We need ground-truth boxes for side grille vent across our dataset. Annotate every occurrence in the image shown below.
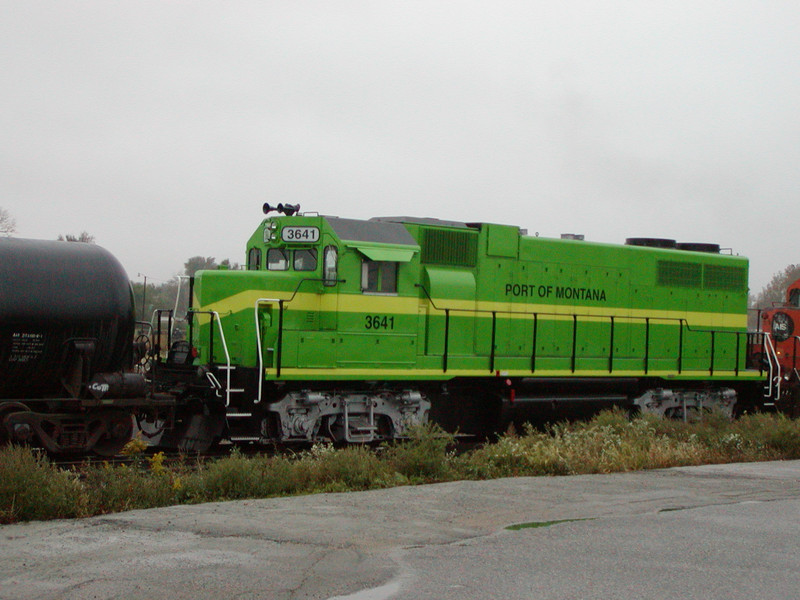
[657,261,701,288]
[421,228,478,267]
[658,261,746,292]
[704,265,747,291]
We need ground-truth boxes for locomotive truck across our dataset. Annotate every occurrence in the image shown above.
[0,206,776,453]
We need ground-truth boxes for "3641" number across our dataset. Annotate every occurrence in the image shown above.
[364,315,395,330]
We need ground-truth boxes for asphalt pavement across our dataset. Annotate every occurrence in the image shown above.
[2,461,799,599]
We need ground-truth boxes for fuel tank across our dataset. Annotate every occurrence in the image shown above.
[0,237,135,399]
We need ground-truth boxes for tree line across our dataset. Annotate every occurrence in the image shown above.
[131,256,240,325]
[1,205,798,314]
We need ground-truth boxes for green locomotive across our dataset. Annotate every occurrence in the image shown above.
[158,205,763,448]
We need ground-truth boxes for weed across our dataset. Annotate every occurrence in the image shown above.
[304,444,391,491]
[82,462,176,514]
[4,410,800,524]
[382,423,456,483]
[120,434,149,456]
[0,446,86,523]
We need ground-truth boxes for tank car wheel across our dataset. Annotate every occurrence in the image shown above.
[93,411,135,456]
[133,334,152,366]
[0,402,31,445]
[135,412,168,446]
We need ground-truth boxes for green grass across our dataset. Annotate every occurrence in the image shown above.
[3,410,800,524]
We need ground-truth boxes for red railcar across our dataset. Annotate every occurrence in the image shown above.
[750,278,800,412]
[756,279,800,372]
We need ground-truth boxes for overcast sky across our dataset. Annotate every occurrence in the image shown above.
[1,1,798,293]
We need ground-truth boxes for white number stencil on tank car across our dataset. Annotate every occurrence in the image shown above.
[281,226,320,243]
[9,332,45,363]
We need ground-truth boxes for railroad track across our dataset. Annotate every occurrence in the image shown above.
[48,433,484,469]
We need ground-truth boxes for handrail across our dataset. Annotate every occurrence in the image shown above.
[251,279,348,399]
[417,283,749,375]
[189,310,233,407]
[135,320,154,337]
[173,275,191,321]
[211,311,233,407]
[761,332,781,400]
[254,298,284,404]
[416,283,741,334]
[154,309,174,358]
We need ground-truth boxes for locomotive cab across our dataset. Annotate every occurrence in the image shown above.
[185,208,429,446]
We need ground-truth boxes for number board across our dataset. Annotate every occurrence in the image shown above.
[281,226,320,243]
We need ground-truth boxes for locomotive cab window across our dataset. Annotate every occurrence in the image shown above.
[267,248,289,271]
[790,289,800,308]
[247,247,262,271]
[361,260,397,294]
[293,248,317,271]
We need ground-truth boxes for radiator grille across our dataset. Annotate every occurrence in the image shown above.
[421,228,478,267]
[657,261,746,292]
[704,265,747,291]
[657,261,702,288]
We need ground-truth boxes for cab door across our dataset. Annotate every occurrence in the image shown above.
[296,240,339,369]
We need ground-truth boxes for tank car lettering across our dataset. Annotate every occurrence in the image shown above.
[88,382,111,395]
[9,332,45,363]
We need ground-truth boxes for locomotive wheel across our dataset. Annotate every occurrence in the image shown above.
[93,411,135,456]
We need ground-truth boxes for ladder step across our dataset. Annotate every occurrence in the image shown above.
[227,412,252,418]
[218,366,237,371]
[230,436,260,442]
